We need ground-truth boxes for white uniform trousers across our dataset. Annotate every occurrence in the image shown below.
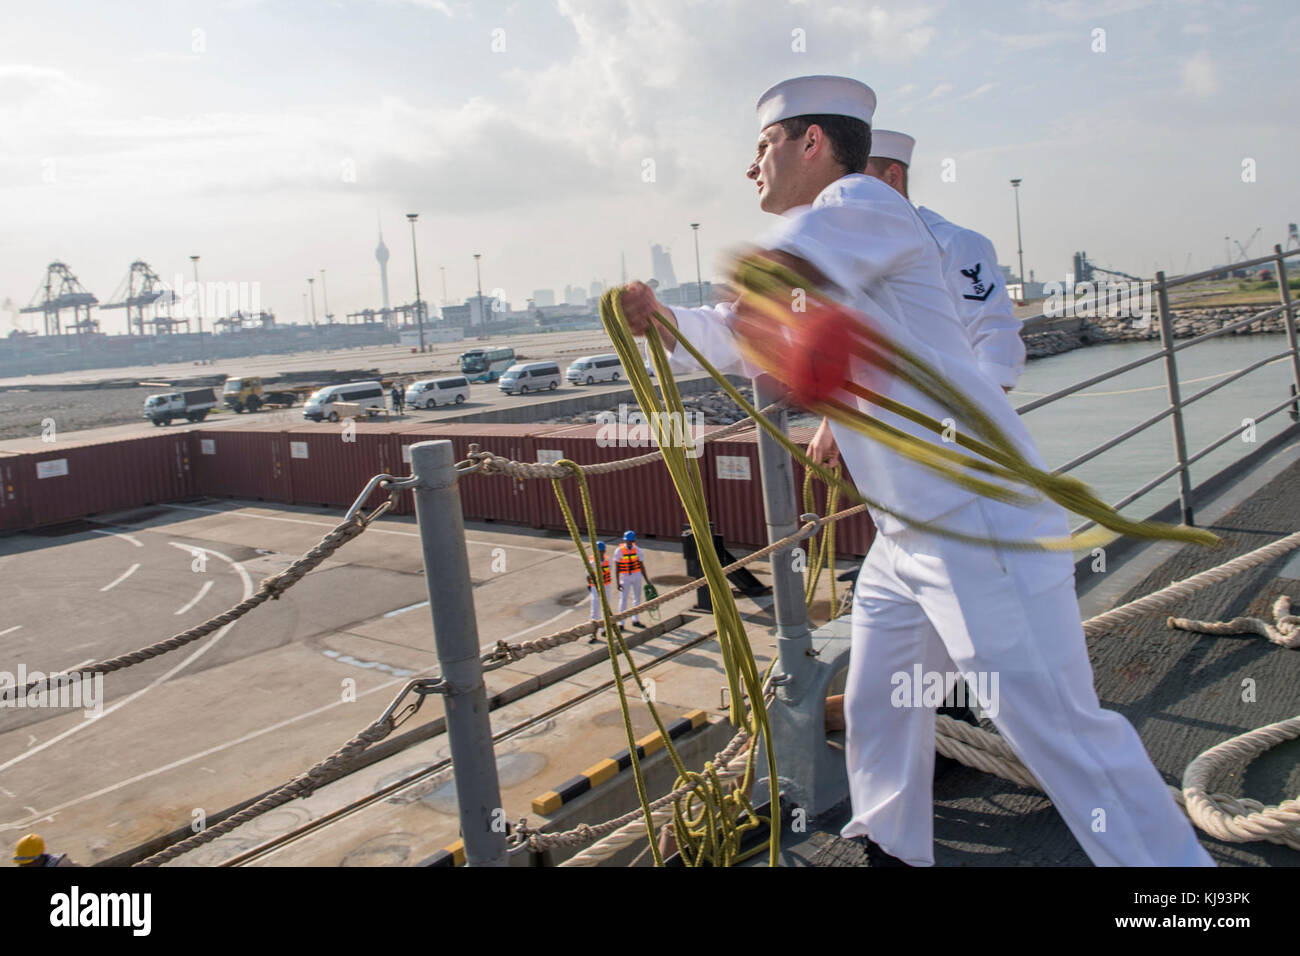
[589,581,611,622]
[841,496,1214,867]
[619,572,644,624]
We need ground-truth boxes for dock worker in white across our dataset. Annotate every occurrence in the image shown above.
[614,531,653,629]
[586,541,613,644]
[618,74,1213,867]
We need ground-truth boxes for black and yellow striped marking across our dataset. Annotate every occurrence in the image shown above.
[423,838,466,868]
[531,709,709,815]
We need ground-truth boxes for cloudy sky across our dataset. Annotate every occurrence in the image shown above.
[2,0,1296,333]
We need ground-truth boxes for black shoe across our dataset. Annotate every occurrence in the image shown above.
[851,835,912,867]
[588,634,603,644]
[633,621,646,629]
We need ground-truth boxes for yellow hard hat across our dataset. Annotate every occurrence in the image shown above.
[14,833,44,865]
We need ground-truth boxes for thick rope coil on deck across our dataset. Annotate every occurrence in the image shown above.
[926,528,1300,851]
[1175,717,1300,850]
[1080,529,1300,638]
[1168,594,1300,649]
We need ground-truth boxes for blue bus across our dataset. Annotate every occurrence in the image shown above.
[460,347,515,382]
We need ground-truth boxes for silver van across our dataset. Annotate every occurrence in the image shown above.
[405,376,469,409]
[566,354,624,385]
[303,381,386,421]
[499,362,561,395]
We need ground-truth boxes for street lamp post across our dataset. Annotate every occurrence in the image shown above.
[473,254,483,326]
[320,269,332,324]
[690,223,703,306]
[440,265,448,307]
[1010,179,1025,302]
[190,255,203,362]
[406,213,425,352]
[307,277,317,326]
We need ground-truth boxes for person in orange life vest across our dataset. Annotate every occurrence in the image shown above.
[614,531,654,628]
[587,541,614,644]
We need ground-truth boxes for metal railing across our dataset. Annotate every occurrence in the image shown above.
[1013,245,1300,533]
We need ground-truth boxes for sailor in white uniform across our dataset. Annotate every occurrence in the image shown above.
[619,75,1213,867]
[869,129,1026,391]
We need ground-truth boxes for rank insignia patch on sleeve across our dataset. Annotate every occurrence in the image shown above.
[960,263,996,301]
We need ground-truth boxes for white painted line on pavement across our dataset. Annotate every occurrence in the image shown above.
[92,530,144,548]
[99,563,140,592]
[160,502,569,556]
[175,580,214,615]
[0,546,252,777]
[0,626,21,637]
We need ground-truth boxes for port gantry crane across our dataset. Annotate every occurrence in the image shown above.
[19,262,99,337]
[1232,227,1263,263]
[100,260,181,335]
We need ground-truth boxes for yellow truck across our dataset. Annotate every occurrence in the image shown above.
[222,376,303,413]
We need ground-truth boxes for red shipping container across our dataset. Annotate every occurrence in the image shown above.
[18,433,196,528]
[0,456,27,531]
[386,424,551,526]
[280,426,403,511]
[705,425,875,556]
[531,424,687,540]
[191,428,293,503]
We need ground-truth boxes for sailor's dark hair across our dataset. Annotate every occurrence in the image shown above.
[777,114,872,174]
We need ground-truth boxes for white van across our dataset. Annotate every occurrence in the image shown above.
[498,362,561,395]
[405,376,470,409]
[566,354,624,385]
[303,381,386,421]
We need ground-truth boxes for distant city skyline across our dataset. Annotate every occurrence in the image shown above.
[3,0,1297,334]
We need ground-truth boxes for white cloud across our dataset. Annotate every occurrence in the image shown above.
[1182,52,1218,96]
[925,83,953,100]
[1029,0,1155,20]
[821,4,937,57]
[959,82,997,101]
[993,30,1076,52]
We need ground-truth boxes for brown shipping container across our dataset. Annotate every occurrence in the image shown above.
[532,424,687,540]
[191,428,294,503]
[704,425,875,556]
[0,456,26,532]
[280,426,404,511]
[387,423,552,526]
[18,433,196,528]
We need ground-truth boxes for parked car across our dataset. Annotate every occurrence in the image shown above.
[143,388,217,426]
[565,354,624,385]
[405,376,470,409]
[303,381,385,421]
[498,362,561,395]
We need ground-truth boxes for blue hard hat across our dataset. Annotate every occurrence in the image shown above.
[597,541,606,551]
[623,530,636,541]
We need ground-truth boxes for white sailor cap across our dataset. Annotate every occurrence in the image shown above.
[869,129,915,166]
[756,75,876,132]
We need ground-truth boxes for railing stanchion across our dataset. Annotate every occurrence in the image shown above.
[1155,271,1195,526]
[751,374,814,695]
[1274,245,1300,417]
[409,440,508,867]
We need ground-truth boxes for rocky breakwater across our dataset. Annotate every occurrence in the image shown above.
[1023,306,1287,360]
